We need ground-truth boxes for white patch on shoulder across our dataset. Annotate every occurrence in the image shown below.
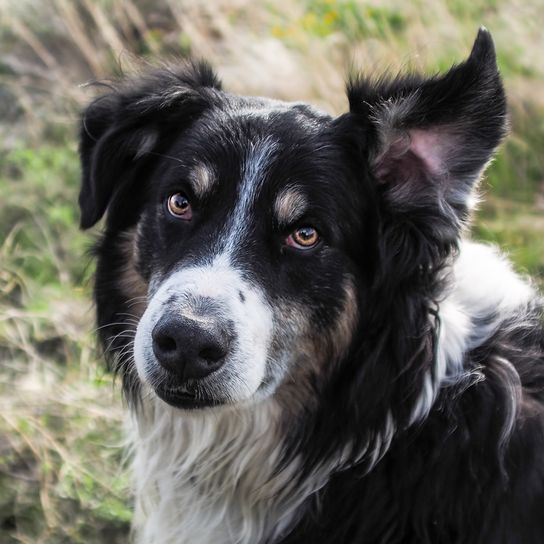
[410,240,535,423]
[451,241,534,319]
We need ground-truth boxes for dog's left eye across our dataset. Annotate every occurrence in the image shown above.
[167,193,192,220]
[286,226,320,249]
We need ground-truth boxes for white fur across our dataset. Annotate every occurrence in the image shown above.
[131,398,329,544]
[410,240,534,423]
[222,137,277,255]
[492,355,522,448]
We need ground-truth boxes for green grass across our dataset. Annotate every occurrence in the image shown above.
[0,0,543,542]
[270,0,406,42]
[0,142,132,543]
[0,390,130,543]
[487,105,544,201]
[475,199,544,281]
[301,0,406,39]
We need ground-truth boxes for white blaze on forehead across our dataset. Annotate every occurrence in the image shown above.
[190,164,216,198]
[274,188,308,227]
[223,137,278,254]
[133,253,274,402]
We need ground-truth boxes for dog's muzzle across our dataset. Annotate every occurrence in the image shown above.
[134,258,274,409]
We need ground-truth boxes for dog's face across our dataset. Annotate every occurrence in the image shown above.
[129,100,364,408]
[80,30,506,419]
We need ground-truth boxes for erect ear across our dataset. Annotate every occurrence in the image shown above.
[78,61,221,229]
[348,28,506,227]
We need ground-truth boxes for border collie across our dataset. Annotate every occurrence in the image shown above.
[79,28,544,543]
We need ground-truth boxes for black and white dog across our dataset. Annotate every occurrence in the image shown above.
[79,29,544,543]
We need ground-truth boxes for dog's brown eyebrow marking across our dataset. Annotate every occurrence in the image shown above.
[274,187,308,226]
[190,164,216,198]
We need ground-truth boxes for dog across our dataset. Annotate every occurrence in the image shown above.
[78,28,544,543]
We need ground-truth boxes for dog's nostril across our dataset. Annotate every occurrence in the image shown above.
[154,332,177,353]
[199,344,226,364]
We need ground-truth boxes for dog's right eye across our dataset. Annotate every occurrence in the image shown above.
[167,193,192,220]
[286,226,320,250]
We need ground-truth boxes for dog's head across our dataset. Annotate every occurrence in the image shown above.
[80,30,505,422]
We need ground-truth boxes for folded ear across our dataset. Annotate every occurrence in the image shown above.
[348,28,506,227]
[78,61,221,229]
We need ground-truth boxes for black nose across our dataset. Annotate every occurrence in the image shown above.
[152,315,230,380]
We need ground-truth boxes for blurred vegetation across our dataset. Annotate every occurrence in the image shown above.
[0,0,542,542]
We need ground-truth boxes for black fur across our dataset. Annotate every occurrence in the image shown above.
[79,29,544,542]
[281,309,544,543]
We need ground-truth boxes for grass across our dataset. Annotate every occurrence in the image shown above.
[0,0,543,542]
[271,1,406,40]
[0,143,132,542]
[475,199,544,279]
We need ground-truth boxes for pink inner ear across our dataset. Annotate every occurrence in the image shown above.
[408,128,451,178]
[374,127,452,185]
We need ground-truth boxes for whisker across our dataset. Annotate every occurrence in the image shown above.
[94,321,137,333]
[104,329,136,354]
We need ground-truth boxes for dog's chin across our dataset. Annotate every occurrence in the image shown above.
[154,385,224,410]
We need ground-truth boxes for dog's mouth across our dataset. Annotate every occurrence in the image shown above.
[154,385,222,410]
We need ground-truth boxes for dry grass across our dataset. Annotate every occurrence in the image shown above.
[0,1,542,541]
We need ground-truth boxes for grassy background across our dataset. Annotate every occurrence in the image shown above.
[0,0,542,542]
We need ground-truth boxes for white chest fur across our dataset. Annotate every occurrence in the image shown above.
[130,399,311,544]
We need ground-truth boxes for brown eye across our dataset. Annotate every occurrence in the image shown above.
[167,193,192,220]
[286,226,320,249]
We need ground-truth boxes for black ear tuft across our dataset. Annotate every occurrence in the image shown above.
[78,60,221,229]
[469,26,497,66]
[347,29,507,226]
[188,60,223,90]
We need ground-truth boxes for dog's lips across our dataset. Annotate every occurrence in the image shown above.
[154,386,221,410]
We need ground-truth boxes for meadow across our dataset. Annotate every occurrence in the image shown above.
[0,1,542,542]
